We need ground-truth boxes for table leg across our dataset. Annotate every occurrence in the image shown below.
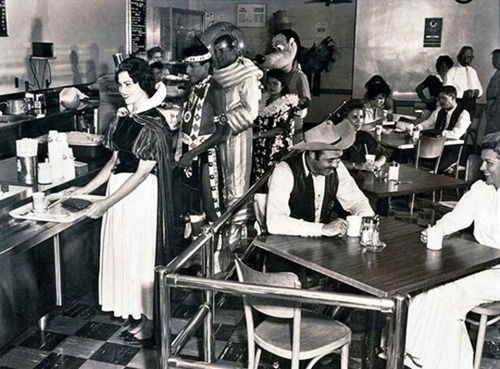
[375,198,390,216]
[387,294,409,369]
[53,234,62,306]
[362,310,381,369]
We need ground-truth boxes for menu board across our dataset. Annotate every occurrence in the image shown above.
[130,0,146,53]
[0,0,7,37]
[237,4,266,28]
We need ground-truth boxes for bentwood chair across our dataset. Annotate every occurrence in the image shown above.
[234,258,351,369]
[466,301,500,369]
[409,135,447,216]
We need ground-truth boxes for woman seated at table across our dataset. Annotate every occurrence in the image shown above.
[415,55,454,118]
[364,75,394,122]
[399,132,500,369]
[339,99,392,171]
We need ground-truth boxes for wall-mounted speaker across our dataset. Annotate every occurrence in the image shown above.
[32,42,54,58]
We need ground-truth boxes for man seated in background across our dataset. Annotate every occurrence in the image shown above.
[403,85,471,173]
[266,121,374,238]
[401,132,500,369]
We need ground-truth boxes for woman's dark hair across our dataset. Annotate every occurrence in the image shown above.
[436,55,454,70]
[266,69,289,95]
[115,57,156,97]
[343,99,365,118]
[364,75,391,100]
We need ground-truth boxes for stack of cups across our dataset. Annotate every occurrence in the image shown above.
[16,138,39,185]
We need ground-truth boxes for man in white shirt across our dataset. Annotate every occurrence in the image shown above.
[266,121,374,238]
[445,45,483,117]
[402,132,500,369]
[415,85,471,173]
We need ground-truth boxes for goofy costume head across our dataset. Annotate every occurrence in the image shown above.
[255,29,302,73]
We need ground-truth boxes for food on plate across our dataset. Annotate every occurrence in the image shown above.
[61,198,93,212]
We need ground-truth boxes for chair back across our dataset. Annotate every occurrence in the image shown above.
[235,258,300,318]
[465,154,483,182]
[415,135,446,173]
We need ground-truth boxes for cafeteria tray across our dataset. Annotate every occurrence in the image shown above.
[9,195,105,223]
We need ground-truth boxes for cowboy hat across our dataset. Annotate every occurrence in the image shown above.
[292,120,355,151]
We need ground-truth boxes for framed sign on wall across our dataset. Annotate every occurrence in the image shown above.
[237,4,266,28]
[423,18,442,48]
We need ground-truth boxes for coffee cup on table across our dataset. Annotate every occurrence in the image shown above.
[346,215,362,237]
[426,227,444,251]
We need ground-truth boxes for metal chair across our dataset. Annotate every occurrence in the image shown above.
[466,301,500,369]
[409,135,446,216]
[414,135,447,173]
[235,258,351,369]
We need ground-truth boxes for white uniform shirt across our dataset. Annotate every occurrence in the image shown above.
[445,65,483,99]
[416,105,471,139]
[266,153,374,237]
[436,180,500,249]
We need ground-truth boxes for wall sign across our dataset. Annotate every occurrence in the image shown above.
[423,18,442,48]
[237,4,266,28]
[130,0,146,53]
[0,0,8,37]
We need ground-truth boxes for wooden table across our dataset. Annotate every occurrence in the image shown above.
[373,130,464,150]
[253,218,500,369]
[347,163,471,214]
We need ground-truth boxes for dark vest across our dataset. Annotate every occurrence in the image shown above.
[285,155,339,223]
[435,105,467,136]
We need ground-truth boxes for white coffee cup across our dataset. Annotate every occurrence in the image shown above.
[346,215,362,237]
[365,154,376,164]
[426,227,444,251]
[32,192,47,213]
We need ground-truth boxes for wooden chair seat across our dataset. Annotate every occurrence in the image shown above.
[470,300,500,315]
[235,258,351,369]
[466,300,500,369]
[255,310,351,360]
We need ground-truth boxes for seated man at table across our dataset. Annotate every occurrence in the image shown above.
[402,85,471,174]
[339,99,393,171]
[266,120,375,238]
[402,132,500,369]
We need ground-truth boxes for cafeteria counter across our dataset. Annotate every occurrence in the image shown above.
[0,155,108,349]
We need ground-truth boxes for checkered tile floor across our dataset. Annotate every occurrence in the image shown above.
[0,193,499,368]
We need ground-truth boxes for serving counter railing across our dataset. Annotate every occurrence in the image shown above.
[155,152,399,369]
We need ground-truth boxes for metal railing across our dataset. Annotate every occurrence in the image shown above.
[155,150,396,368]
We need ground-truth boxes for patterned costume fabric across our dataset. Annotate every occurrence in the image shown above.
[178,75,222,218]
[252,93,298,184]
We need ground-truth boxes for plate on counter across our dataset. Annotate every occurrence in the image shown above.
[9,195,105,223]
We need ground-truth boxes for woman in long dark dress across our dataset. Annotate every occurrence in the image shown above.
[62,58,175,344]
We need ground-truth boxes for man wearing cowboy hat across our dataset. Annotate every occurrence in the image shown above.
[267,121,375,237]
